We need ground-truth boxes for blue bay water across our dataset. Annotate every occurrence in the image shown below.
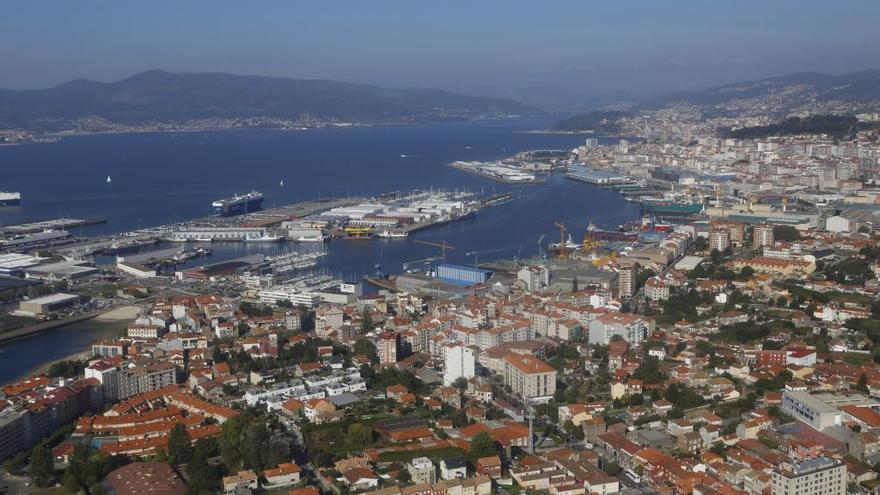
[0,118,640,383]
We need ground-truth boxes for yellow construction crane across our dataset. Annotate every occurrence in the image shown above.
[582,231,600,254]
[554,221,567,260]
[413,239,456,258]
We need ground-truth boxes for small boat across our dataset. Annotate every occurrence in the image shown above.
[280,179,284,187]
[106,175,112,184]
[400,154,408,158]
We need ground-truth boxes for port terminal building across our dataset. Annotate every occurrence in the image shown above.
[565,164,632,185]
[166,227,272,242]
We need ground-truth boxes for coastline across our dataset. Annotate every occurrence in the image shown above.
[0,121,603,385]
[3,305,140,386]
[4,115,538,146]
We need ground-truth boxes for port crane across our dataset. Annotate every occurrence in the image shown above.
[554,221,567,260]
[413,239,455,258]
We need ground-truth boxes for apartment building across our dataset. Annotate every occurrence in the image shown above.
[503,352,557,400]
[771,457,845,495]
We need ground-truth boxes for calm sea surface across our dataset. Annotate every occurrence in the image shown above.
[0,118,640,383]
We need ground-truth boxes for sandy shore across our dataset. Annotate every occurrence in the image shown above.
[94,305,142,322]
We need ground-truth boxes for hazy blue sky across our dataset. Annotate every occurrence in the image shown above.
[2,1,878,107]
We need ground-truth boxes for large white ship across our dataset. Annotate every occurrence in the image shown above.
[0,192,21,206]
[212,191,264,216]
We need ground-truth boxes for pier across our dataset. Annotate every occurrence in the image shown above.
[36,190,515,258]
[448,161,546,184]
[0,217,106,235]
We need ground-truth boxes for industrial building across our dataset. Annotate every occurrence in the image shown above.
[565,164,632,185]
[395,273,482,298]
[435,264,492,286]
[24,260,99,281]
[17,293,80,317]
[825,215,852,233]
[780,391,843,430]
[0,253,45,276]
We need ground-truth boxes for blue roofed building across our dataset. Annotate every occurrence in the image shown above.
[435,264,492,286]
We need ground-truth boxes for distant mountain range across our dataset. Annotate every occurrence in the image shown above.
[551,110,630,132]
[552,69,880,131]
[0,70,541,132]
[641,69,880,116]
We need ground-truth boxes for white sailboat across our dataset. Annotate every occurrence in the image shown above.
[106,175,112,184]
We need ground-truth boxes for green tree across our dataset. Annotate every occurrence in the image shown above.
[168,423,193,465]
[857,373,869,392]
[603,461,620,476]
[346,422,373,453]
[468,431,498,459]
[453,377,469,392]
[563,420,584,440]
[62,468,81,493]
[633,356,664,384]
[360,310,374,334]
[219,414,248,469]
[238,420,288,471]
[186,439,221,495]
[64,443,127,494]
[738,266,754,280]
[47,359,87,378]
[28,444,54,487]
[353,337,378,363]
[773,225,801,242]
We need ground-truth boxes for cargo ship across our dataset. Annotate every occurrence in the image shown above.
[618,216,674,234]
[585,222,639,242]
[212,191,264,216]
[0,192,21,206]
[640,198,703,216]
